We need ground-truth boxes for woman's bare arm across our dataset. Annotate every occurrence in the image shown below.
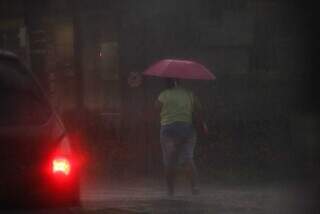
[193,96,209,136]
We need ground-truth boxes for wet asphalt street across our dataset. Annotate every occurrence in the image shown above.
[0,179,317,214]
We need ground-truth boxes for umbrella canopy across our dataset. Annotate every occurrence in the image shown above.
[143,59,215,80]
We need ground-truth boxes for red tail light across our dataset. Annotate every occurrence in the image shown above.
[52,157,71,176]
[46,133,85,179]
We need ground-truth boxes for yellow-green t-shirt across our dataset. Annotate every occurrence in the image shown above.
[158,87,195,125]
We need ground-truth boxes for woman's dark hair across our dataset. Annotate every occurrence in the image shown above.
[165,78,179,89]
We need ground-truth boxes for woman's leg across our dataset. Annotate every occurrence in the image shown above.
[160,135,177,196]
[180,134,199,194]
[165,163,176,196]
[185,159,199,194]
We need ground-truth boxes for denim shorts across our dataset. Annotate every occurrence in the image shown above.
[160,122,196,167]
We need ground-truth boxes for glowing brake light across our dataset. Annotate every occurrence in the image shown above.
[52,157,71,176]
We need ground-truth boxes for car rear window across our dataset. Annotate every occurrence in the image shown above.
[0,58,51,126]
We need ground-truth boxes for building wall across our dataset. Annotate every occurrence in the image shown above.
[1,0,315,177]
[117,0,313,175]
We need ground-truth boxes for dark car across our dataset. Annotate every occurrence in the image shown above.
[0,50,81,206]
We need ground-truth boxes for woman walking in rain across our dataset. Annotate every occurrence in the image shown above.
[155,78,208,196]
[144,59,215,196]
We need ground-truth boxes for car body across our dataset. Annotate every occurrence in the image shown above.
[0,50,81,206]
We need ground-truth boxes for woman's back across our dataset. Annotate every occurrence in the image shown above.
[158,87,194,125]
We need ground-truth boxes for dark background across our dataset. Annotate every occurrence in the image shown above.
[0,0,319,184]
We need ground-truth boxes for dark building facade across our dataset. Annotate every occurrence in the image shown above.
[0,0,317,179]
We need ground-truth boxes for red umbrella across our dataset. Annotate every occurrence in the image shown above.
[143,59,215,80]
